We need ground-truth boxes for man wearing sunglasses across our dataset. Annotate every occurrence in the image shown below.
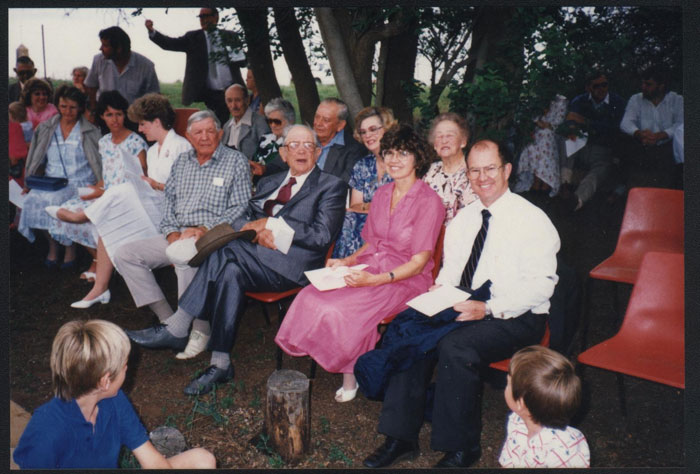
[559,71,626,212]
[9,56,38,102]
[146,7,246,126]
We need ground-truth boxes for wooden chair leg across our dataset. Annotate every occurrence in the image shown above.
[309,360,317,379]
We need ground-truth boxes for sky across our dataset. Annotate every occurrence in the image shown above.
[8,7,432,86]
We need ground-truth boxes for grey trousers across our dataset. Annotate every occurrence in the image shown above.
[113,234,198,308]
[561,143,613,204]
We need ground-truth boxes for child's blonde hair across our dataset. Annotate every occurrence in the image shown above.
[509,345,581,429]
[50,319,130,401]
[9,101,27,122]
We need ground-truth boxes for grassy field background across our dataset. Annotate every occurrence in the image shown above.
[14,80,450,123]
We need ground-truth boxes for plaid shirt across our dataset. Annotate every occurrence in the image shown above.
[159,143,251,235]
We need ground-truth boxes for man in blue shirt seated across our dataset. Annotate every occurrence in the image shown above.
[559,70,627,212]
[13,319,215,469]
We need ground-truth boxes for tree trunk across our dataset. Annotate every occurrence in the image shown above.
[375,39,389,106]
[464,6,517,84]
[381,22,419,124]
[315,7,365,126]
[236,7,282,106]
[273,7,320,125]
[264,370,310,464]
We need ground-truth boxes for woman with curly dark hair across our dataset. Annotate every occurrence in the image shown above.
[275,124,445,402]
[21,77,58,129]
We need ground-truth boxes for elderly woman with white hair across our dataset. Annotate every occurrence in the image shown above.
[249,97,296,177]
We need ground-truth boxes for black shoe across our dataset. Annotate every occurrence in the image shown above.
[363,436,419,468]
[125,324,188,350]
[184,365,234,396]
[434,449,481,468]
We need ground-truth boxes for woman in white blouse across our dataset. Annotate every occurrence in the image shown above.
[69,93,192,308]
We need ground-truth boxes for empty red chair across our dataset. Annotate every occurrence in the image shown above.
[589,187,683,284]
[578,252,684,397]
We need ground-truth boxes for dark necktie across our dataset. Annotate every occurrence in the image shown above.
[460,209,491,288]
[264,177,296,216]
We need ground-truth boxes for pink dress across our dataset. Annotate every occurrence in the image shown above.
[275,179,445,373]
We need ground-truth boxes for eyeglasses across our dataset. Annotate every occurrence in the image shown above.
[591,82,609,90]
[358,125,382,136]
[467,165,503,179]
[284,141,316,151]
[381,149,413,160]
[16,70,35,77]
[266,118,283,126]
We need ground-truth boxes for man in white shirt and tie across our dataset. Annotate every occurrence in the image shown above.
[363,139,560,469]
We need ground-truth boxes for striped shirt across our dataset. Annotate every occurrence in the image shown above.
[159,143,251,235]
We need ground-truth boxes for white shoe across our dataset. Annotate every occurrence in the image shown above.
[80,271,97,282]
[175,329,210,359]
[71,289,111,309]
[45,206,60,219]
[335,383,359,402]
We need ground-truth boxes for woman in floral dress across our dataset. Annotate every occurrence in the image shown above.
[332,106,397,258]
[513,94,568,196]
[49,91,146,302]
[423,112,478,225]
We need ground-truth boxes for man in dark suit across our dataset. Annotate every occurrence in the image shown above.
[145,7,246,125]
[126,125,347,396]
[264,98,367,183]
[9,56,37,102]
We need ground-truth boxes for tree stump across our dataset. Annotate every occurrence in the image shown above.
[264,369,310,463]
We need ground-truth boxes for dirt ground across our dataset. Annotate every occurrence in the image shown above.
[9,189,684,469]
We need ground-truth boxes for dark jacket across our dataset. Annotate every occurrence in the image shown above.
[233,166,347,285]
[149,29,245,105]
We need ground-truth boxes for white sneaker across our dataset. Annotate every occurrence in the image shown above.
[175,329,210,359]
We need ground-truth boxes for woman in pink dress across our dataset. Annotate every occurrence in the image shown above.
[275,124,445,402]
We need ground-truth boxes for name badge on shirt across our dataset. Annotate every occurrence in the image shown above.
[213,177,224,187]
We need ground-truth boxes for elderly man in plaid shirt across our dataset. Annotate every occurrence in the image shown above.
[114,109,251,323]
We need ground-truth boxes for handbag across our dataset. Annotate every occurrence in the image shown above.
[25,129,70,191]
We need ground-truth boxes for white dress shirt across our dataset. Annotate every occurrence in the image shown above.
[620,91,684,143]
[204,29,234,90]
[146,129,193,184]
[435,189,560,319]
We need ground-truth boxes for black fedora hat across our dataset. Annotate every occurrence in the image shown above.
[188,224,256,266]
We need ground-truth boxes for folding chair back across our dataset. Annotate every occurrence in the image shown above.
[578,251,684,388]
[589,187,683,283]
[173,108,200,139]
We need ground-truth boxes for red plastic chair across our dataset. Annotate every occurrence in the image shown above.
[582,187,683,347]
[489,324,551,372]
[589,188,683,284]
[173,108,199,138]
[379,224,446,325]
[246,244,334,370]
[578,252,684,413]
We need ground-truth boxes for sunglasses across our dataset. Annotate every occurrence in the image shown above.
[591,82,609,90]
[197,13,216,18]
[266,118,283,126]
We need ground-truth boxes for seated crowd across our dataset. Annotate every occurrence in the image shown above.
[11,17,681,469]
